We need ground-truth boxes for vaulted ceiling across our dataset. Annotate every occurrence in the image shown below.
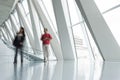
[0,0,18,25]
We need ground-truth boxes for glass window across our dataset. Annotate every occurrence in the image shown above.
[85,23,103,61]
[38,0,58,33]
[42,0,57,28]
[67,0,82,25]
[94,0,120,46]
[13,10,20,25]
[8,19,16,35]
[10,14,19,32]
[94,0,120,12]
[19,3,33,35]
[7,19,12,28]
[26,13,32,26]
[22,0,29,14]
[69,0,103,61]
[103,7,120,46]
[23,35,34,54]
[72,24,90,58]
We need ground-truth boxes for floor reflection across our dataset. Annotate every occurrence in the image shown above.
[13,64,23,80]
[100,62,120,80]
[7,59,103,80]
[2,39,120,80]
[0,58,107,80]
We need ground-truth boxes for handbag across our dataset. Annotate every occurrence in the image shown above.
[13,36,17,47]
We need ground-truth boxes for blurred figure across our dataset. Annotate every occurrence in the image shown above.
[13,27,25,64]
[41,28,52,62]
[13,63,23,80]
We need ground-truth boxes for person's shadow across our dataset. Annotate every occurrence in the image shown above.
[13,64,23,80]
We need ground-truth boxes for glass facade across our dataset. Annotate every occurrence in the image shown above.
[3,0,120,61]
[94,0,120,47]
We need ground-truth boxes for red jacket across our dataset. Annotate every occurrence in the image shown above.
[41,33,52,45]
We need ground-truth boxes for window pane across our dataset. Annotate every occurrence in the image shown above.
[38,0,58,33]
[67,0,82,25]
[27,13,32,26]
[20,4,33,35]
[13,10,20,25]
[85,23,103,61]
[103,7,120,46]
[22,0,29,14]
[94,0,120,12]
[71,1,103,60]
[72,24,90,58]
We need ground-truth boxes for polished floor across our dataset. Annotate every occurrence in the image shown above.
[0,40,120,80]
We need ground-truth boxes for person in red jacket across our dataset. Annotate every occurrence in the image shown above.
[41,28,52,62]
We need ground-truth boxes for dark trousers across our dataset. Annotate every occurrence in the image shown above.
[14,47,23,63]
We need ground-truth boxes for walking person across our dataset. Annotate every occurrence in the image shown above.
[13,27,25,64]
[41,28,52,62]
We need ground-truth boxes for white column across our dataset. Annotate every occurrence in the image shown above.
[3,27,12,43]
[5,21,14,40]
[52,0,76,60]
[27,0,42,53]
[16,2,36,54]
[1,29,8,41]
[1,33,5,41]
[75,0,120,61]
[7,19,16,36]
[10,14,19,33]
[32,0,63,60]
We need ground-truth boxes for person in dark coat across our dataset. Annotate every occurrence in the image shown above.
[13,27,25,64]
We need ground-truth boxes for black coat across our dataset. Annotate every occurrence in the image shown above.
[13,33,25,48]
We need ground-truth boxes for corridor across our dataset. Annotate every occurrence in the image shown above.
[0,39,120,80]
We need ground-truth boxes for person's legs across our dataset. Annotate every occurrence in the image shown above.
[14,47,18,63]
[46,45,49,61]
[20,47,23,63]
[43,45,49,61]
[43,45,47,61]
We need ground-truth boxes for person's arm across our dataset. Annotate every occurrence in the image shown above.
[41,35,44,41]
[48,34,52,40]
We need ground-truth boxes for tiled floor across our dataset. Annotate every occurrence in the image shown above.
[0,40,120,80]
